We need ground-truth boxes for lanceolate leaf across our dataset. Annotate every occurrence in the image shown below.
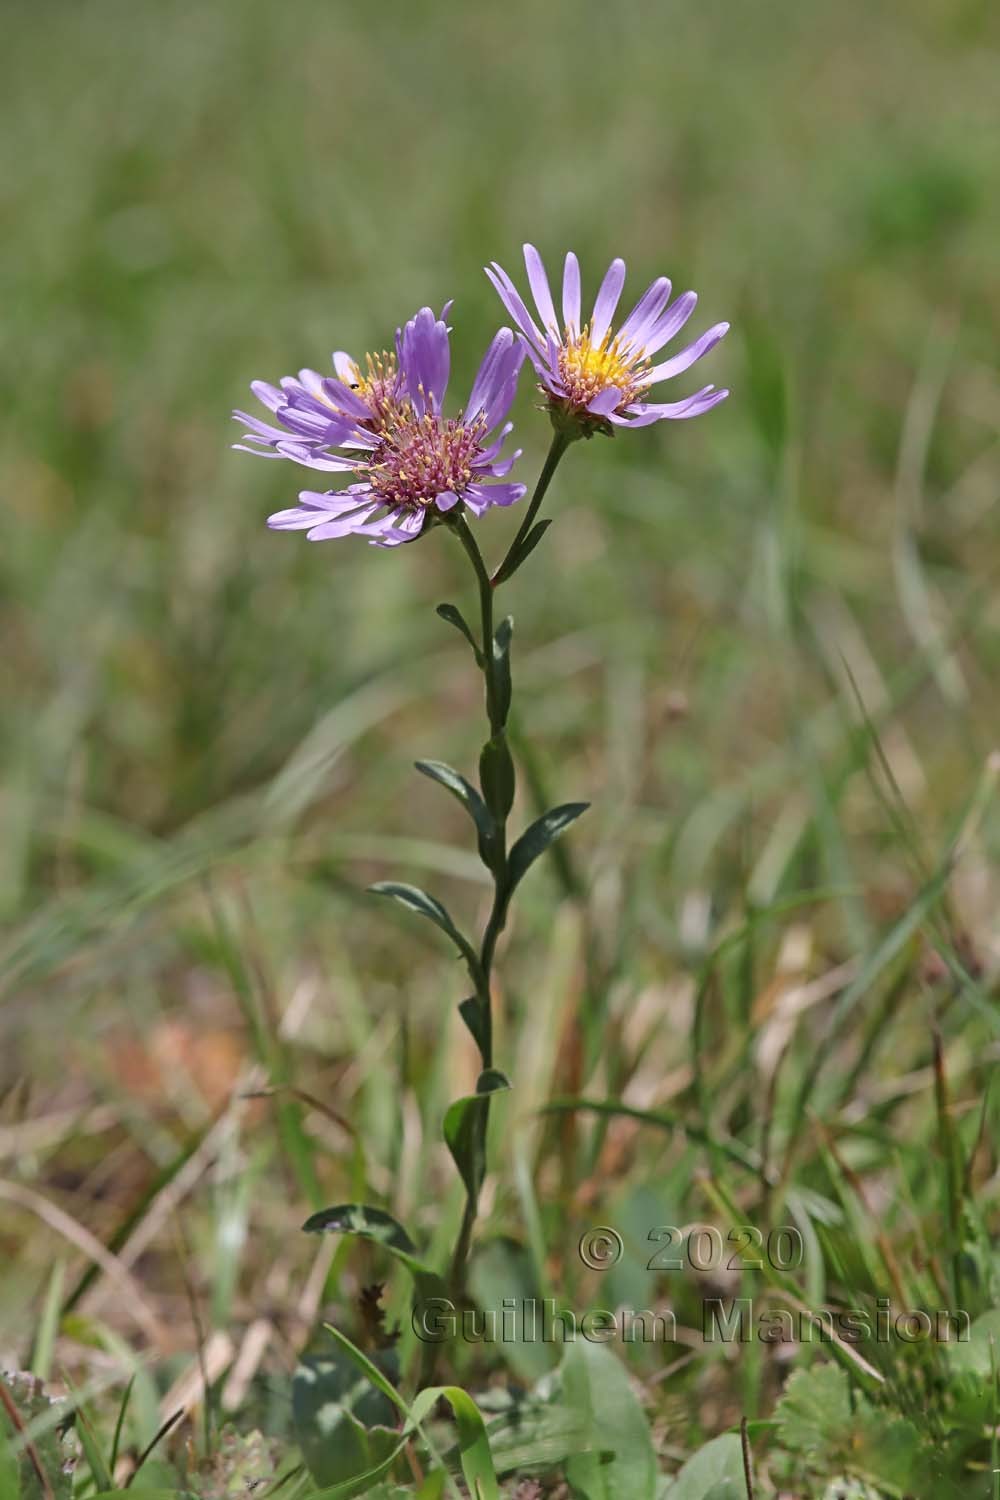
[479,734,516,822]
[507,803,589,894]
[493,616,513,726]
[369,882,483,987]
[302,1203,446,1303]
[409,1387,500,1500]
[436,601,483,664]
[458,995,488,1055]
[415,760,496,843]
[443,1070,511,1199]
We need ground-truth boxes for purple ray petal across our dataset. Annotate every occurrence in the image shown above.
[276,405,342,438]
[370,509,426,547]
[267,507,327,530]
[471,421,514,465]
[250,380,286,412]
[476,447,522,478]
[317,377,372,420]
[590,258,626,345]
[234,444,287,459]
[485,264,547,355]
[273,440,361,471]
[615,385,729,425]
[466,328,517,424]
[587,386,623,416]
[233,410,291,441]
[466,481,526,508]
[640,290,699,357]
[647,323,729,384]
[562,252,581,337]
[400,307,450,416]
[307,508,382,540]
[296,488,375,513]
[617,277,673,351]
[523,244,559,335]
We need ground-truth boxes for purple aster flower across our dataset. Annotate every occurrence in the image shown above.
[485,245,729,434]
[234,308,526,547]
[233,342,407,471]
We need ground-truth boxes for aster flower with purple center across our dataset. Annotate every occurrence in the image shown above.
[234,307,526,547]
[485,245,729,434]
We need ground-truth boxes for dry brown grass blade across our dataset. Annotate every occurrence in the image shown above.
[80,1065,264,1321]
[0,1179,168,1347]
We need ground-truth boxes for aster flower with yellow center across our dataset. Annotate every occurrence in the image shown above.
[238,306,526,547]
[486,245,729,434]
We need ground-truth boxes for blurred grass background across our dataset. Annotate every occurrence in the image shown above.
[2,0,1000,1476]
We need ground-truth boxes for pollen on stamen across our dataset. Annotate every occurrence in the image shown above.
[347,350,404,427]
[556,324,653,410]
[367,409,488,512]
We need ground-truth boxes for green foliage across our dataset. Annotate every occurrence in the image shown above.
[302,1204,447,1304]
[660,1434,746,1500]
[415,761,496,847]
[443,1071,511,1201]
[506,804,589,894]
[368,882,484,987]
[293,1350,398,1490]
[478,735,516,824]
[491,618,514,727]
[435,603,483,665]
[561,1341,658,1500]
[772,1362,972,1497]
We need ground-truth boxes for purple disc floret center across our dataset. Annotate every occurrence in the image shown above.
[368,410,488,511]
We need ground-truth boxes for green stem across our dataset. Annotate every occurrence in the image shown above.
[491,429,572,585]
[444,440,570,1296]
[452,514,501,736]
[447,518,507,1294]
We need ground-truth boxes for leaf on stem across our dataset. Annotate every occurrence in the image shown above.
[302,1203,446,1304]
[507,803,589,894]
[458,995,487,1055]
[415,760,496,844]
[479,734,516,822]
[443,1070,511,1200]
[492,616,514,725]
[436,601,483,665]
[369,881,483,985]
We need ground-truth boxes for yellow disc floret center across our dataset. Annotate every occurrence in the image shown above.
[557,326,652,411]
